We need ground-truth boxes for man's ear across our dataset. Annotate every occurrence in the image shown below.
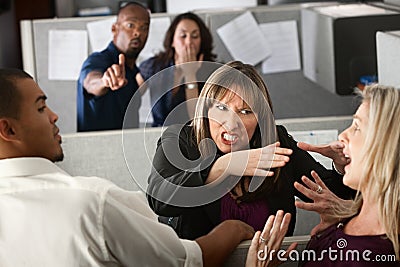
[0,118,18,142]
[112,23,117,34]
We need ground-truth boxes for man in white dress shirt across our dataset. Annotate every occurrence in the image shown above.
[0,69,254,266]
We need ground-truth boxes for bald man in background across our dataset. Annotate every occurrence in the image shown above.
[77,2,149,132]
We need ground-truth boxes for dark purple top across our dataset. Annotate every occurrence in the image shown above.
[220,193,269,231]
[301,222,400,267]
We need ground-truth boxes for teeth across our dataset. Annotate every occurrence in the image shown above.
[223,133,237,142]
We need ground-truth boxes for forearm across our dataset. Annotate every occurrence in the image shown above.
[195,220,254,267]
[185,84,198,120]
[206,155,230,184]
[83,71,109,96]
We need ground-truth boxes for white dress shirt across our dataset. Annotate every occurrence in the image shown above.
[0,157,202,267]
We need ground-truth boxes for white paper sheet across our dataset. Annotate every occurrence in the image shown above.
[217,11,271,65]
[315,4,392,18]
[290,129,338,169]
[166,0,256,13]
[86,17,116,52]
[48,30,88,80]
[260,20,301,74]
[137,17,171,65]
[139,89,153,125]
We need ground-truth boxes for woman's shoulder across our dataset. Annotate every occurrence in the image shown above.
[139,56,157,69]
[139,56,172,80]
[275,125,296,147]
[163,124,194,140]
[160,124,198,153]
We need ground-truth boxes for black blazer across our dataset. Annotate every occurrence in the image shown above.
[147,124,354,240]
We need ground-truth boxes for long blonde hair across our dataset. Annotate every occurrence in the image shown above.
[336,85,400,259]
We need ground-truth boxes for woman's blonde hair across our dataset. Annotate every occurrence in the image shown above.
[192,61,278,202]
[336,84,400,259]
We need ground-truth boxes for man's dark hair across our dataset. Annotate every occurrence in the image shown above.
[117,1,148,16]
[0,69,32,119]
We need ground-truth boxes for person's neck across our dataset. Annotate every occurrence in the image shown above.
[344,192,385,236]
[125,57,136,69]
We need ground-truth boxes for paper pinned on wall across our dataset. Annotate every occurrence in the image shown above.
[260,20,301,74]
[86,17,115,52]
[48,30,88,81]
[137,16,171,65]
[216,11,271,66]
[290,129,338,169]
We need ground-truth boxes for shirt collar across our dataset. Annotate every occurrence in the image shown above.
[108,42,139,73]
[108,42,120,59]
[0,157,69,178]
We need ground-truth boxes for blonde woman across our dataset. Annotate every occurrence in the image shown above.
[246,85,400,266]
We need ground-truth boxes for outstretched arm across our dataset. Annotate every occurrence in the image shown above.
[297,141,349,175]
[206,142,292,184]
[196,220,255,267]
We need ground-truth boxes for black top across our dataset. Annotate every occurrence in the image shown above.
[147,124,354,240]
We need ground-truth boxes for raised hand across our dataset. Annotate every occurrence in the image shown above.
[297,141,349,175]
[175,44,204,83]
[175,43,199,64]
[226,142,292,178]
[294,170,352,235]
[246,211,297,267]
[102,54,128,90]
[207,142,292,184]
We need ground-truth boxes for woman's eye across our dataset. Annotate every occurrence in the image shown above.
[240,109,252,115]
[353,123,360,132]
[215,104,227,111]
[180,34,187,38]
[38,106,47,112]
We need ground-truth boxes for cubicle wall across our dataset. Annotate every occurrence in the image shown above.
[205,3,358,120]
[23,16,110,134]
[21,3,361,134]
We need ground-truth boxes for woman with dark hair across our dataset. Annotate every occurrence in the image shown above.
[146,61,354,240]
[137,12,216,127]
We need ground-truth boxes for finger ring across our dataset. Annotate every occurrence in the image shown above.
[260,236,267,243]
[316,185,323,194]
